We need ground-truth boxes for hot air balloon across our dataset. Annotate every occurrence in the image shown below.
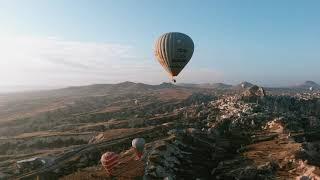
[241,84,245,89]
[132,138,145,160]
[154,32,194,83]
[101,152,119,175]
[310,87,313,91]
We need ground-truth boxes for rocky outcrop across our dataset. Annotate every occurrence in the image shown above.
[144,128,247,179]
[211,158,278,180]
[299,140,320,166]
[16,157,49,173]
[241,85,266,103]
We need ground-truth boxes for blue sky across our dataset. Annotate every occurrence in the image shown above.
[0,0,319,87]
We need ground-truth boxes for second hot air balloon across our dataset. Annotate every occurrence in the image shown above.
[132,138,145,160]
[154,32,194,83]
[101,151,119,175]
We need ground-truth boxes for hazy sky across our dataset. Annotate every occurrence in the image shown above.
[0,0,319,88]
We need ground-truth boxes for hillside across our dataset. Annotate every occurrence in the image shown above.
[178,83,232,89]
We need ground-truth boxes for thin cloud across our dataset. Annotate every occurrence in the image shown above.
[45,57,91,70]
[0,35,222,87]
[0,36,159,86]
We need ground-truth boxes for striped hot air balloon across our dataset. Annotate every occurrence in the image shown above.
[154,32,194,83]
[101,152,119,175]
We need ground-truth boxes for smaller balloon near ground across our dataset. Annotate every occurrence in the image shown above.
[132,138,146,160]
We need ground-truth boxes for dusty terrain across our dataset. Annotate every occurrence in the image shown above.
[0,81,320,179]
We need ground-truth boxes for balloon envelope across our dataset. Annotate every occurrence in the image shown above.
[101,152,119,175]
[132,138,145,153]
[154,32,194,77]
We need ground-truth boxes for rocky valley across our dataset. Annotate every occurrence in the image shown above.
[0,81,320,180]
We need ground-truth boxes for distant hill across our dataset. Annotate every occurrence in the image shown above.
[12,81,177,99]
[294,81,320,89]
[0,81,190,126]
[178,83,232,89]
[233,81,255,89]
[0,82,182,104]
[157,82,176,88]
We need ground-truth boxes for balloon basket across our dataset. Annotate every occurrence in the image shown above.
[134,151,143,160]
